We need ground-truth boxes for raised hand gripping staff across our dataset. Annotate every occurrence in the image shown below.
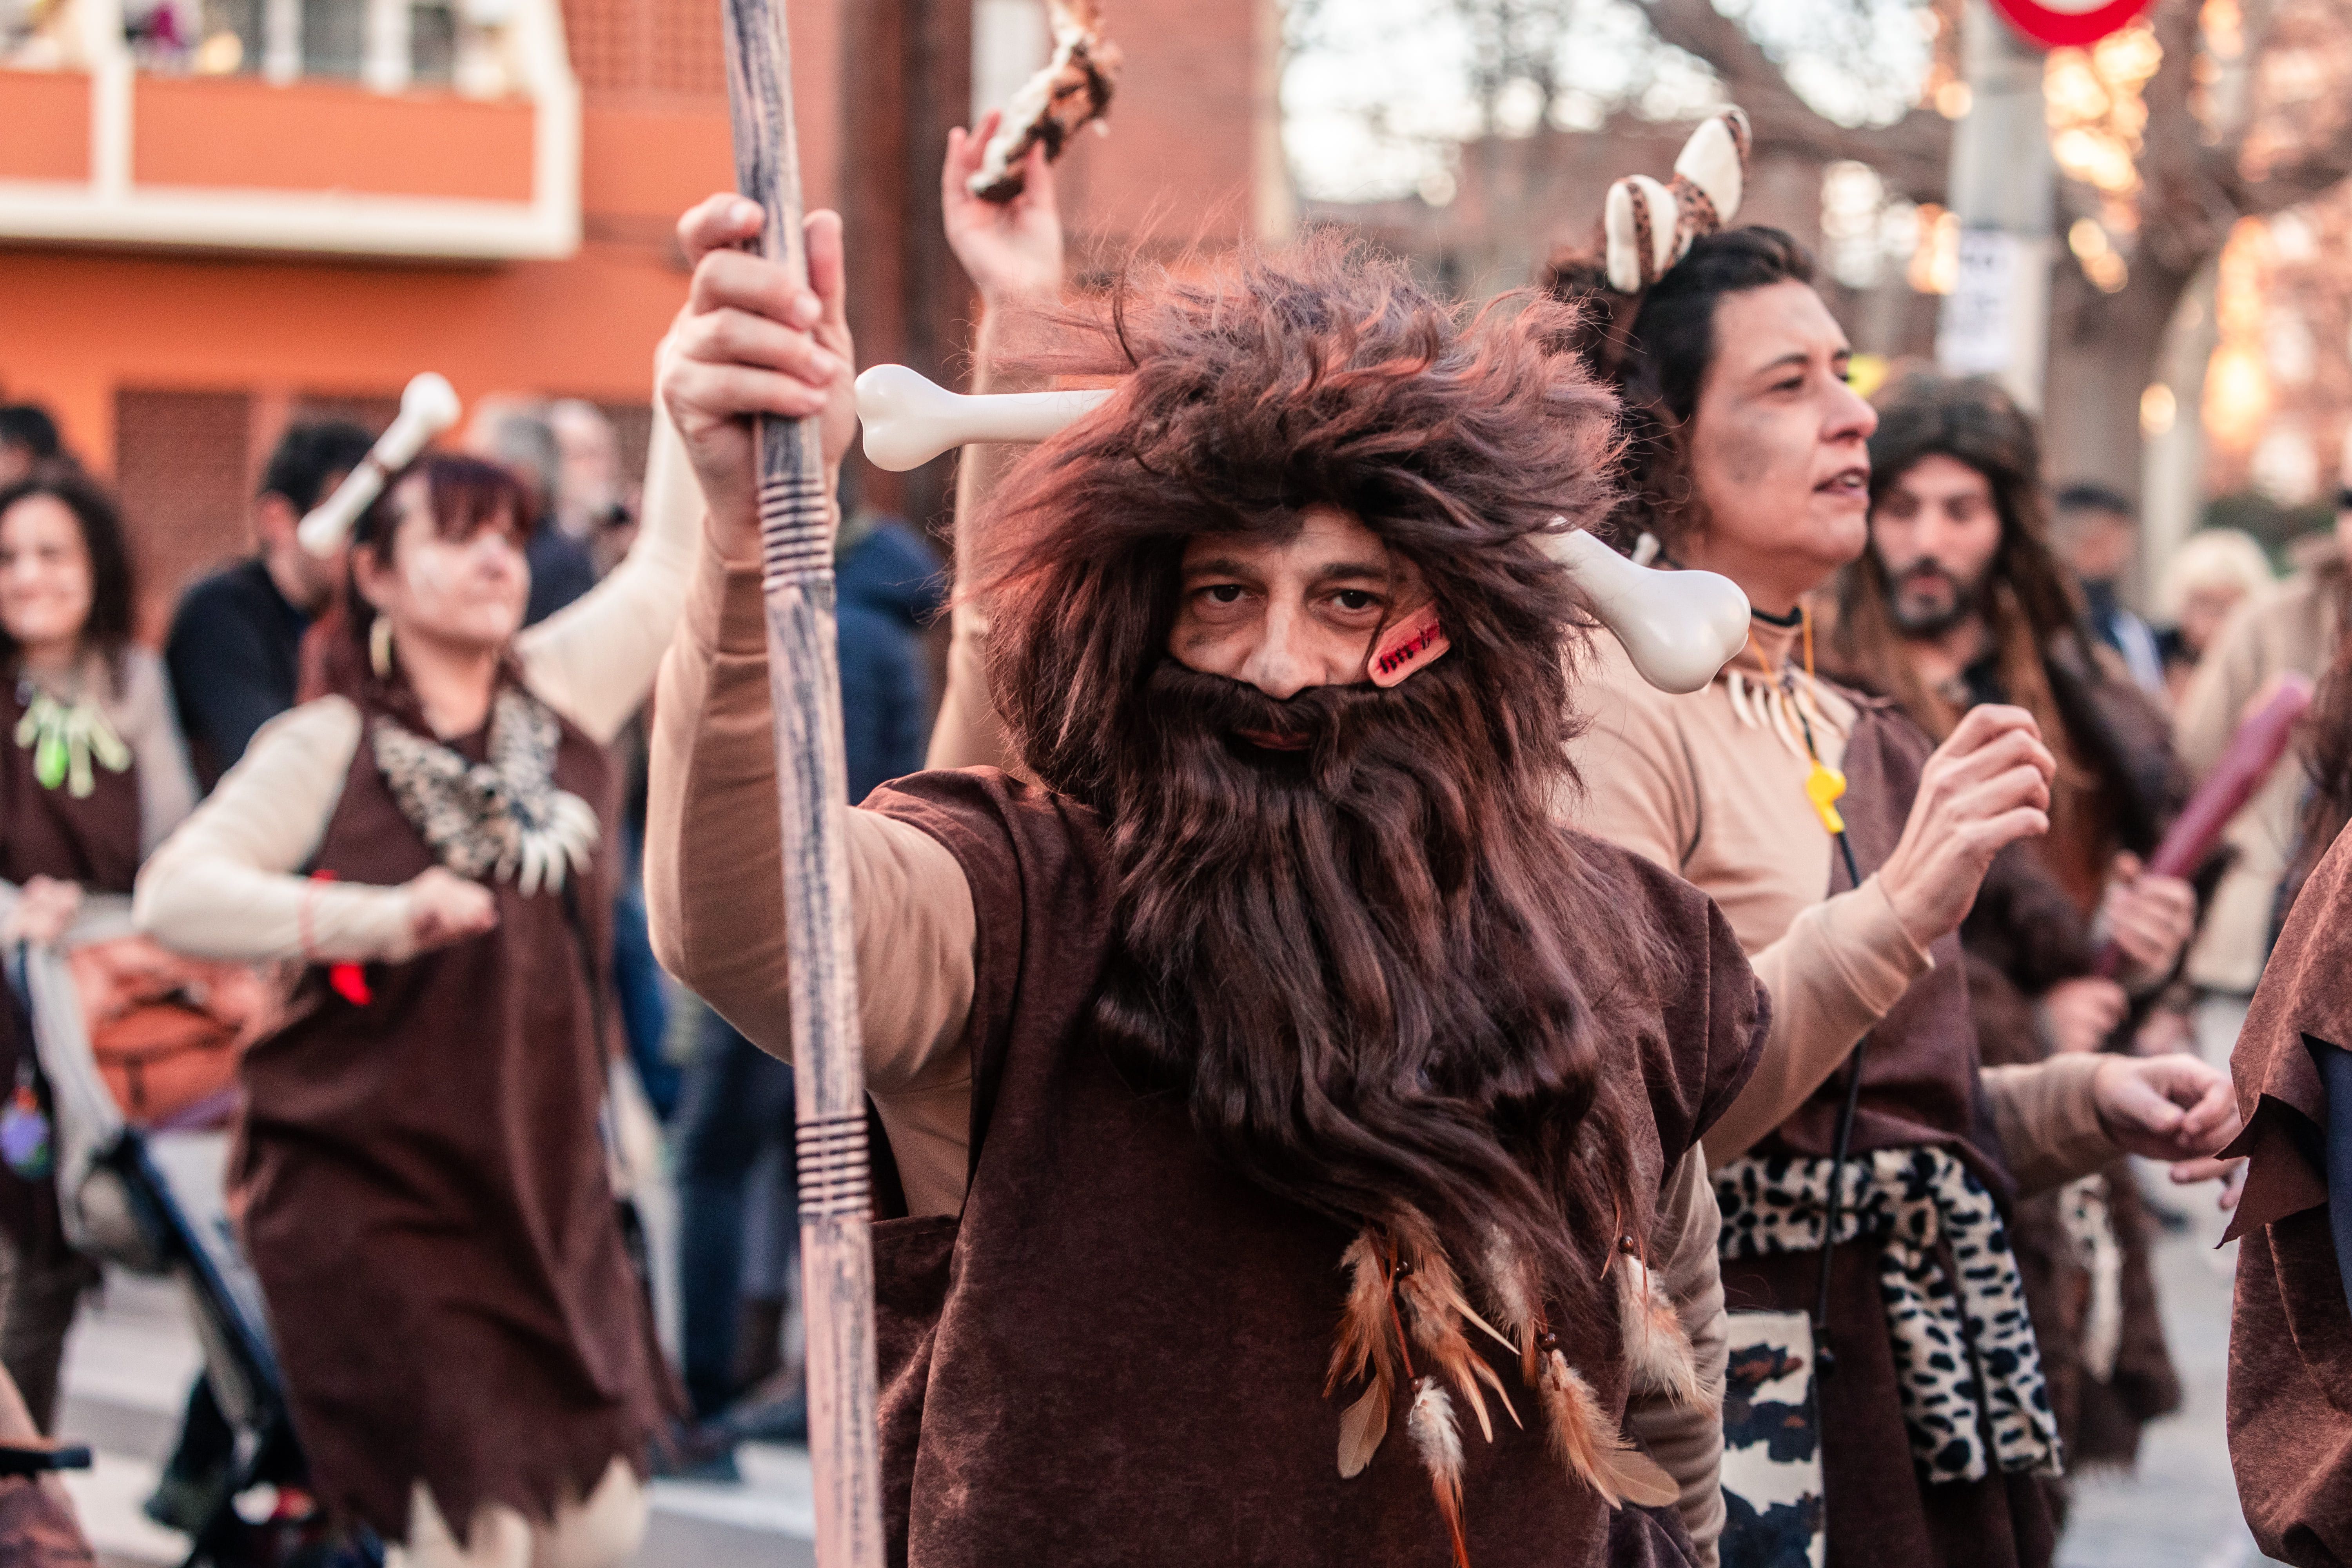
[719,0,881,1562]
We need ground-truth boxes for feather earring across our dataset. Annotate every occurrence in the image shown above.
[1616,1251,1713,1411]
[1328,1231,1401,1478]
[1408,1377,1472,1568]
[1537,1351,1681,1510]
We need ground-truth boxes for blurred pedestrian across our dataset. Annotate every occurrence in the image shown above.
[2155,527,2273,702]
[1824,370,2197,1507]
[2174,448,2350,1045]
[165,420,375,791]
[547,400,633,575]
[0,470,196,1428]
[135,422,699,1568]
[465,398,597,625]
[0,408,62,488]
[2051,483,2166,697]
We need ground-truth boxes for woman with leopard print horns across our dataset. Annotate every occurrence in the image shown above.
[1549,116,2241,1568]
[131,418,701,1568]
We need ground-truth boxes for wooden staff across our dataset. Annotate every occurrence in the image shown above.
[717,2,883,1564]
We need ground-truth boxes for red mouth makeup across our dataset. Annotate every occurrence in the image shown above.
[1236,728,1310,751]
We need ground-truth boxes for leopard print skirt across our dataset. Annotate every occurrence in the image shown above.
[1715,1147,2063,1486]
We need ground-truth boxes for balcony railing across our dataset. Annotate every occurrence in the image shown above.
[0,0,578,259]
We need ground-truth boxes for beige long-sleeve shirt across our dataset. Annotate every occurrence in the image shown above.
[645,532,1735,1561]
[132,410,701,964]
[2174,566,2341,991]
[1565,623,2119,1191]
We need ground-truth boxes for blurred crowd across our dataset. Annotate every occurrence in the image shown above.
[0,381,947,1535]
[0,124,2348,1568]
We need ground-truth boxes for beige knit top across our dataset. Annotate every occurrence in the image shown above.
[1565,617,2119,1192]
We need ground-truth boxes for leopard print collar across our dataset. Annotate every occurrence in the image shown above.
[369,686,599,896]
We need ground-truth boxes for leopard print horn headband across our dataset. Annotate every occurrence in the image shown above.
[1602,108,1753,294]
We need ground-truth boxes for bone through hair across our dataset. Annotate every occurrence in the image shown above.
[853,367,1751,693]
[298,372,463,556]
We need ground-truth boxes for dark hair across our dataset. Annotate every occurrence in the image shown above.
[2053,482,2136,520]
[303,453,531,713]
[0,405,61,463]
[980,234,1670,1326]
[0,472,139,688]
[1542,225,1817,550]
[259,420,377,515]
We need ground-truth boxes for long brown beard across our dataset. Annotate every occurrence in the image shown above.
[1093,661,1652,1318]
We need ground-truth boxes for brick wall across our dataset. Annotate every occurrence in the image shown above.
[113,388,254,641]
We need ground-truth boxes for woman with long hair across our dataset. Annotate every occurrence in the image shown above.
[1546,203,2236,1565]
[0,470,196,1429]
[134,423,699,1568]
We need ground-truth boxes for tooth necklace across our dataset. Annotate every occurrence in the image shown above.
[1724,605,1849,835]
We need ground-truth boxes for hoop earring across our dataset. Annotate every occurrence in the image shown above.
[369,616,395,679]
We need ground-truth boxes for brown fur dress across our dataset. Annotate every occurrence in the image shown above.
[231,691,673,1541]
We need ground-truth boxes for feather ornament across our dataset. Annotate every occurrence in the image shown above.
[1408,1377,1473,1568]
[1477,1232,1544,1385]
[1616,1253,1713,1412]
[1391,1215,1519,1441]
[1330,1230,1400,1477]
[1538,1350,1680,1510]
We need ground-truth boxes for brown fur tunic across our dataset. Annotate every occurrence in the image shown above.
[231,691,671,1540]
[863,769,1764,1567]
[2225,825,2352,1565]
[0,677,142,1261]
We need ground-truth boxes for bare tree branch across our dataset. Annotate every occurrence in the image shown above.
[1639,0,1952,198]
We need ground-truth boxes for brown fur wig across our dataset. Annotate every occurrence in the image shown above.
[975,234,1670,1321]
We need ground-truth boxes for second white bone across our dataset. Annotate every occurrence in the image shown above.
[851,365,1752,692]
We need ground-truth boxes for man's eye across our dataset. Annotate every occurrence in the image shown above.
[1203,584,1245,604]
[1333,589,1380,611]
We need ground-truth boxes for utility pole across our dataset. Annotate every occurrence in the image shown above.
[1936,0,2056,411]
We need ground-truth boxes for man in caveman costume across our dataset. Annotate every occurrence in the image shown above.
[647,184,1768,1564]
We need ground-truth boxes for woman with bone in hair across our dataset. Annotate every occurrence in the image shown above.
[132,418,699,1568]
[1547,115,2240,1568]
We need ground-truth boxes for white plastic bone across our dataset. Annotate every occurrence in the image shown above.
[850,367,1751,691]
[297,372,463,556]
[855,363,1112,472]
[1544,526,1749,694]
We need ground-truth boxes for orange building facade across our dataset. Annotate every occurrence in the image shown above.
[0,0,1280,630]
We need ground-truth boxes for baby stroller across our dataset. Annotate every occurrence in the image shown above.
[4,886,378,1568]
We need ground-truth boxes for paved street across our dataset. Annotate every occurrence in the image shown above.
[59,1174,2279,1568]
[2057,1170,2284,1568]
[58,1269,815,1568]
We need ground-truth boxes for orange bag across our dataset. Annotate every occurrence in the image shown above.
[66,936,278,1128]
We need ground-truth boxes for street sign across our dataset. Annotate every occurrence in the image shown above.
[1985,0,2153,48]
[1936,227,2051,411]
